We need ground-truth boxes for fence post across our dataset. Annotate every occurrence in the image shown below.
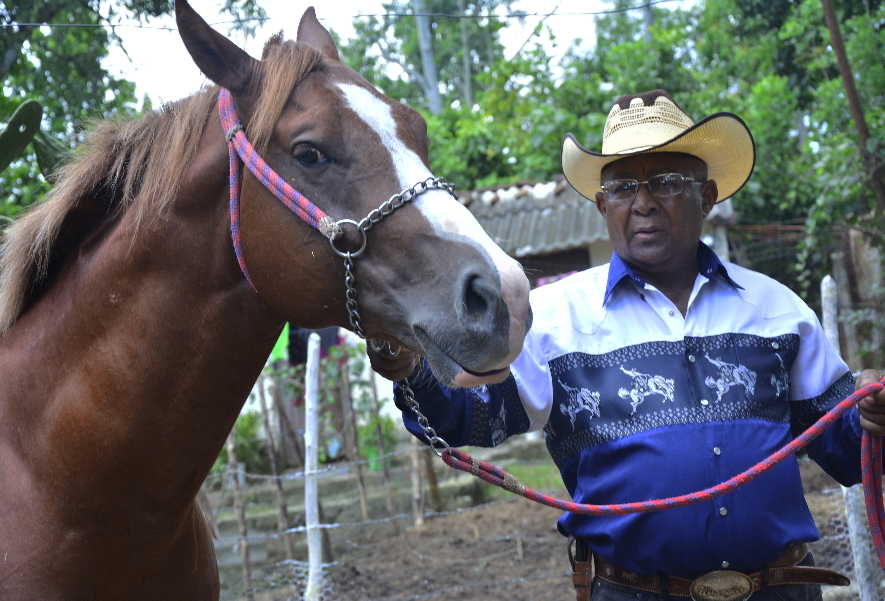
[304,333,324,601]
[257,373,296,559]
[370,371,398,519]
[821,274,879,601]
[339,368,370,521]
[225,431,253,601]
[410,436,425,529]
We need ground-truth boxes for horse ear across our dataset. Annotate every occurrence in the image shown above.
[296,7,340,61]
[175,0,260,96]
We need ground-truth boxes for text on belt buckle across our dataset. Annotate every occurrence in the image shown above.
[689,570,753,601]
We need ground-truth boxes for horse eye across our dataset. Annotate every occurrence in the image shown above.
[292,143,329,167]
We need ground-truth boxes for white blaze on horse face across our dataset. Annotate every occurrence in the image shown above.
[336,83,529,330]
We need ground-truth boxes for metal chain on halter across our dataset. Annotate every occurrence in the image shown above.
[400,379,452,457]
[329,176,455,340]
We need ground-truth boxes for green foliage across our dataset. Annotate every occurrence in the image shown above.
[337,0,515,112]
[357,414,399,471]
[339,0,883,311]
[263,338,398,467]
[0,0,264,219]
[212,411,270,476]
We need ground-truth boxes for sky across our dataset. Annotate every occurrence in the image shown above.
[104,0,616,107]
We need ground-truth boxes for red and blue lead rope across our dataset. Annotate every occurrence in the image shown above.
[217,88,334,290]
[440,378,885,568]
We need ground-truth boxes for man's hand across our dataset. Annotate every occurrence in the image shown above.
[857,369,885,435]
[367,339,419,382]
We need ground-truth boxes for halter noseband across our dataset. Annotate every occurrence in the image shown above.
[217,88,455,338]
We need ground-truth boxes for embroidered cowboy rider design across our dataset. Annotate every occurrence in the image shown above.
[703,354,757,403]
[558,378,602,429]
[490,402,507,446]
[616,367,676,416]
[770,353,789,400]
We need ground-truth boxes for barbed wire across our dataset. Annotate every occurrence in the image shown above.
[208,496,531,545]
[204,443,434,482]
[1,1,678,32]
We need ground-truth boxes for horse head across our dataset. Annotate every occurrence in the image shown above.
[175,1,531,387]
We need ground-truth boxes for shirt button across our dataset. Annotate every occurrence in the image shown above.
[713,446,722,456]
[668,310,675,317]
[721,560,730,568]
[772,341,780,350]
[687,354,696,362]
[700,399,709,406]
[719,507,728,516]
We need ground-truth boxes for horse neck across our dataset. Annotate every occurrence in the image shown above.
[8,118,283,515]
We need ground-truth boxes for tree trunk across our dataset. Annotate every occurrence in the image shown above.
[457,0,472,108]
[820,0,885,212]
[413,0,443,114]
[257,374,295,559]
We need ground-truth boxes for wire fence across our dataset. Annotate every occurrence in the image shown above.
[203,431,884,601]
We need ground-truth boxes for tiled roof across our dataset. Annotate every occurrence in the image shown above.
[461,177,735,258]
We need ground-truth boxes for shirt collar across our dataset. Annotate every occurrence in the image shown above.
[603,242,742,306]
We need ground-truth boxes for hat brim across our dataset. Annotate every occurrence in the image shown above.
[562,112,756,203]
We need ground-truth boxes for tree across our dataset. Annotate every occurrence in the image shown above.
[337,0,516,113]
[0,0,264,218]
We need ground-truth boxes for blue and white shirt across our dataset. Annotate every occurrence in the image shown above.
[396,244,862,578]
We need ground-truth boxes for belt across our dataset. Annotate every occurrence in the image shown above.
[570,541,850,601]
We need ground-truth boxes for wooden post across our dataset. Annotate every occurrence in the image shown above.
[409,436,425,529]
[270,368,299,468]
[821,275,880,601]
[304,333,324,601]
[225,431,253,601]
[370,371,398,517]
[257,374,295,560]
[339,367,370,521]
[421,448,443,513]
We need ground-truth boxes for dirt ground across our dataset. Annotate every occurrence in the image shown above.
[236,454,876,601]
[326,499,571,601]
[309,461,864,601]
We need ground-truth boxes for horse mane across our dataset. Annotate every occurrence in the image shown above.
[0,36,323,334]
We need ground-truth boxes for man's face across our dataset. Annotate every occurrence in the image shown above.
[594,152,717,275]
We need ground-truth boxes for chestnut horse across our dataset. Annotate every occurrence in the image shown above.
[0,2,530,599]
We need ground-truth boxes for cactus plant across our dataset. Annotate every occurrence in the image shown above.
[0,99,43,174]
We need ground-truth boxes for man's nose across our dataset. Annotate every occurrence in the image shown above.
[632,182,659,214]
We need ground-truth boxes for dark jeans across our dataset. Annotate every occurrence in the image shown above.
[588,555,824,601]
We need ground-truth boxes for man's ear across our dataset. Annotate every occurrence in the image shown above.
[701,180,718,215]
[595,191,608,216]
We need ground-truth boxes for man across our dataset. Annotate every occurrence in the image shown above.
[369,90,885,601]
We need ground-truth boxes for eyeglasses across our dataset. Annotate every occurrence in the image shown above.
[600,172,702,204]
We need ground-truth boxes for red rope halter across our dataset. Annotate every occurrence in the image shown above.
[217,88,337,291]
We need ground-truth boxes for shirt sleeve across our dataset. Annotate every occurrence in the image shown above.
[788,302,860,486]
[394,314,554,448]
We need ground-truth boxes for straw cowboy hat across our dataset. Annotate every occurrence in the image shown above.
[562,89,755,203]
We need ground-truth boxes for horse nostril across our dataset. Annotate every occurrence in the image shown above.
[462,273,494,321]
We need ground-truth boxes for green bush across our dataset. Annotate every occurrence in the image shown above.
[357,414,399,471]
[211,411,270,478]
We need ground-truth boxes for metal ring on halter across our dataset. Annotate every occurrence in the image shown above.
[329,219,368,258]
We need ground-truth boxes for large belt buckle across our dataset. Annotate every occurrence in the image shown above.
[689,570,753,601]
